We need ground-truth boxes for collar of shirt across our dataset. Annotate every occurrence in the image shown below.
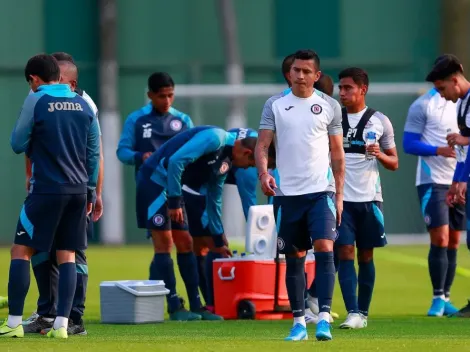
[37,84,71,92]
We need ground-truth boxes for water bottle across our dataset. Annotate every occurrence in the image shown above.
[447,128,466,162]
[232,250,238,257]
[365,131,377,160]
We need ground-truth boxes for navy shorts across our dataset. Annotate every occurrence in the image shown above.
[417,184,466,231]
[273,191,337,254]
[183,190,211,237]
[14,194,88,252]
[336,201,387,249]
[136,178,188,232]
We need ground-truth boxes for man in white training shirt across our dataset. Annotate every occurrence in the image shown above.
[255,49,345,342]
[334,67,398,329]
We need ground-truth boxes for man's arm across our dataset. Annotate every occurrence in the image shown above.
[234,167,258,219]
[10,94,39,154]
[97,139,104,197]
[206,174,228,247]
[166,129,226,209]
[376,114,399,171]
[255,97,277,177]
[86,115,101,203]
[329,134,345,195]
[116,114,142,166]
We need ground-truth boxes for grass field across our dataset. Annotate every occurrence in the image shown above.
[1,244,470,351]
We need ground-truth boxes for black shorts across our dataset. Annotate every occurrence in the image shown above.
[14,194,88,252]
[183,189,212,237]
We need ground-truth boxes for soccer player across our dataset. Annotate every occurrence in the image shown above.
[334,68,398,329]
[404,58,464,317]
[256,49,345,341]
[426,54,470,317]
[315,73,334,97]
[136,126,272,321]
[0,54,100,338]
[23,53,103,336]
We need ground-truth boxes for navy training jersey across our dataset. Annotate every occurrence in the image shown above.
[141,126,236,236]
[10,84,100,196]
[116,103,193,173]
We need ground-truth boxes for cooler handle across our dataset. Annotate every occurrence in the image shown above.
[115,282,170,297]
[218,266,235,281]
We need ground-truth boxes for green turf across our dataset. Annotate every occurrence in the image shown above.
[1,244,470,351]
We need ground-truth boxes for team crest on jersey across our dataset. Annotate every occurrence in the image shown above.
[277,237,285,251]
[153,214,165,226]
[219,162,229,174]
[424,214,431,225]
[170,119,183,131]
[311,104,322,115]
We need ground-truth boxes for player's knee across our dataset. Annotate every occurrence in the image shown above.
[193,237,209,256]
[338,245,355,260]
[448,230,461,249]
[173,230,193,253]
[357,249,373,263]
[313,239,334,252]
[285,251,306,258]
[151,230,173,253]
[429,226,449,247]
[10,244,34,260]
[56,250,75,265]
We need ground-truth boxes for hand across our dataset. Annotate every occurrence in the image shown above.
[456,182,467,205]
[260,172,277,196]
[365,143,381,158]
[446,183,459,207]
[87,202,93,215]
[169,208,184,224]
[437,146,456,158]
[335,193,343,226]
[142,152,152,161]
[213,245,232,258]
[447,133,469,147]
[92,195,103,222]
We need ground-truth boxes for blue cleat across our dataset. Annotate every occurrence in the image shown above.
[427,297,445,316]
[284,323,308,341]
[444,301,459,316]
[315,320,332,341]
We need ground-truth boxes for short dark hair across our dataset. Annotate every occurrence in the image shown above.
[241,137,276,168]
[281,54,295,84]
[338,67,369,87]
[148,72,175,93]
[314,73,334,97]
[293,49,320,70]
[51,52,75,64]
[24,54,60,83]
[426,54,463,82]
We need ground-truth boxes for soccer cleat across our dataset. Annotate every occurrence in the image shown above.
[46,326,68,339]
[448,299,470,318]
[427,297,445,317]
[170,308,202,321]
[22,312,39,325]
[23,316,53,333]
[41,319,87,336]
[339,313,367,329]
[443,301,459,316]
[0,320,24,338]
[305,294,335,323]
[315,320,332,341]
[305,309,318,324]
[0,297,7,310]
[195,307,224,321]
[284,323,308,341]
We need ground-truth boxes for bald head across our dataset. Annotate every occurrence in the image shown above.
[58,60,78,90]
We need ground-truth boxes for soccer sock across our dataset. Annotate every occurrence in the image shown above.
[358,260,375,316]
[307,278,317,298]
[338,259,358,313]
[32,252,56,317]
[428,245,448,297]
[205,251,222,306]
[315,251,335,319]
[150,253,180,313]
[177,252,202,311]
[293,316,306,328]
[70,250,88,324]
[196,255,209,304]
[56,263,77,319]
[285,256,306,319]
[7,259,30,320]
[444,248,457,300]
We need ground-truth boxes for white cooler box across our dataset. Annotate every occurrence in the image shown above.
[100,280,169,324]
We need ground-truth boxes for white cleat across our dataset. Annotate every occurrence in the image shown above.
[306,294,334,323]
[339,313,368,329]
[305,308,318,324]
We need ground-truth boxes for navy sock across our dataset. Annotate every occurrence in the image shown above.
[338,259,358,313]
[196,255,208,304]
[32,252,57,317]
[8,259,31,316]
[286,257,306,317]
[57,263,77,318]
[205,251,222,306]
[313,251,335,313]
[70,251,88,324]
[307,278,317,298]
[150,253,180,313]
[358,260,375,316]
[428,245,448,296]
[177,252,202,311]
[444,248,457,299]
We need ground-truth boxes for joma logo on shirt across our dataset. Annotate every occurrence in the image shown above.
[48,102,84,112]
